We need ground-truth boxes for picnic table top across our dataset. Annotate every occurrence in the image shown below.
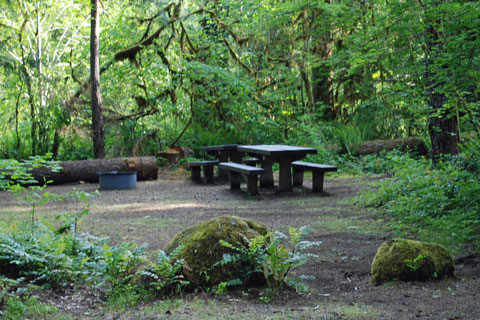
[198,144,238,152]
[237,144,317,157]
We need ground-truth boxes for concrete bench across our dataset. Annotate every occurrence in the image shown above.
[219,162,264,195]
[292,161,337,192]
[185,160,219,183]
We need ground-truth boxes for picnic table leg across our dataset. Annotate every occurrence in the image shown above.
[191,167,202,181]
[259,156,274,188]
[311,170,325,192]
[229,171,241,190]
[231,151,243,163]
[246,174,259,195]
[292,167,304,187]
[217,152,230,180]
[204,166,215,183]
[278,158,293,191]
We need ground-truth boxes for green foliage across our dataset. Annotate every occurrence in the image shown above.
[1,0,479,159]
[139,246,189,296]
[405,254,426,272]
[362,153,480,252]
[105,247,188,308]
[100,242,147,287]
[0,155,61,190]
[458,134,480,173]
[215,235,267,285]
[333,124,364,156]
[1,296,61,320]
[54,188,99,238]
[0,168,184,308]
[216,226,321,294]
[339,150,417,176]
[180,124,241,150]
[105,283,147,310]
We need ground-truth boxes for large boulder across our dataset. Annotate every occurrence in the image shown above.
[164,216,268,288]
[371,239,454,285]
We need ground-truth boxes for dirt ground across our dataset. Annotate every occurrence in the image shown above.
[0,168,479,320]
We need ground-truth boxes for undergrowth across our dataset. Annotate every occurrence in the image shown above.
[360,143,480,253]
[215,226,321,300]
[0,156,191,316]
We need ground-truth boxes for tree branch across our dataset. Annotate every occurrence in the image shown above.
[223,38,255,75]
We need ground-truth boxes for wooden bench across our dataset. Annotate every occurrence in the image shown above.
[291,161,337,192]
[219,162,264,195]
[185,160,219,183]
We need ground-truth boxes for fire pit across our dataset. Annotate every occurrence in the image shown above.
[97,171,137,190]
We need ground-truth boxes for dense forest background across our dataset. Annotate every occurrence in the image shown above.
[1,0,479,160]
[1,1,480,317]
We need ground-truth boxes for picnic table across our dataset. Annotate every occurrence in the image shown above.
[198,144,242,179]
[237,144,317,191]
[198,144,242,163]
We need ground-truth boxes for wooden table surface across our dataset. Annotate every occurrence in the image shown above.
[237,144,317,157]
[199,144,238,152]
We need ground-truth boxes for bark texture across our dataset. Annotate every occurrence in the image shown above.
[31,156,158,185]
[90,0,106,158]
[327,137,429,156]
[425,3,459,158]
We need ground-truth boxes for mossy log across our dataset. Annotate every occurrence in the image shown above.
[327,137,429,156]
[31,156,158,185]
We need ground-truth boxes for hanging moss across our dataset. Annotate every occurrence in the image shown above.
[371,239,454,285]
[164,216,268,288]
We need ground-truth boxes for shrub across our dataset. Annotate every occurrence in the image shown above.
[362,154,480,252]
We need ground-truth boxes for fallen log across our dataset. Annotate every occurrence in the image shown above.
[327,137,429,156]
[354,138,428,156]
[31,156,158,185]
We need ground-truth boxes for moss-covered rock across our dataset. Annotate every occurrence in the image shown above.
[164,215,268,288]
[371,239,454,285]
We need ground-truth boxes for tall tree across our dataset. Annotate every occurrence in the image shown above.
[90,0,105,158]
[0,0,88,158]
[425,0,459,158]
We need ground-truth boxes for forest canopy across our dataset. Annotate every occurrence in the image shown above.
[0,0,479,159]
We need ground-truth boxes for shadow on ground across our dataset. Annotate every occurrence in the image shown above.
[0,168,478,319]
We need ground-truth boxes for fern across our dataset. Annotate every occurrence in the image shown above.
[138,246,189,296]
[216,227,322,293]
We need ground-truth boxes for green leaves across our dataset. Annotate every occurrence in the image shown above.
[215,225,321,294]
[362,152,480,252]
[138,246,189,296]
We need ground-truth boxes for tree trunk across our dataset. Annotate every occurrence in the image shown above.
[90,0,106,158]
[312,43,334,120]
[427,94,459,157]
[425,2,459,158]
[31,156,158,185]
[300,66,315,110]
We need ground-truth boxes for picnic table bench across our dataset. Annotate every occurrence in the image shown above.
[199,144,242,180]
[219,162,264,195]
[185,160,219,183]
[292,161,337,192]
